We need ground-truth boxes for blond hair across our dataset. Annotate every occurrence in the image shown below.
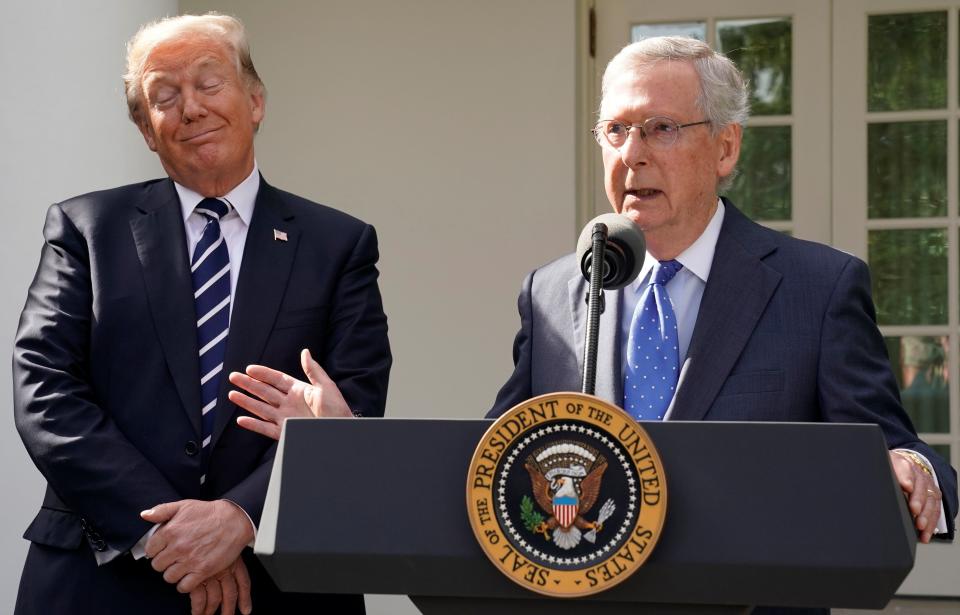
[123,13,265,125]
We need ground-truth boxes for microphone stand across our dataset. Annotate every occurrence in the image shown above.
[581,223,607,395]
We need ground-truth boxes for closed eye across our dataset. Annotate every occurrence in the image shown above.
[198,76,225,92]
[152,88,178,108]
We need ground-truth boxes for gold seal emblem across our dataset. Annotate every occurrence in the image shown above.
[467,392,667,597]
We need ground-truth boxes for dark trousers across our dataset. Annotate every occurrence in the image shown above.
[15,542,365,614]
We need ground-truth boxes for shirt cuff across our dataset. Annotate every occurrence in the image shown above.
[223,498,258,548]
[93,544,123,566]
[91,524,158,566]
[129,524,160,560]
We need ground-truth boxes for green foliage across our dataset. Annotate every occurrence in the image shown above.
[868,12,947,112]
[725,125,791,221]
[884,336,950,433]
[520,495,545,532]
[868,121,947,219]
[869,229,948,326]
[718,18,792,115]
[716,19,792,221]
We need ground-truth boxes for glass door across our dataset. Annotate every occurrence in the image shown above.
[834,0,960,596]
[588,0,959,597]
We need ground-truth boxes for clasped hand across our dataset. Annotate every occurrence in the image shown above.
[141,499,255,614]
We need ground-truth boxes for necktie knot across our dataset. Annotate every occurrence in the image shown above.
[653,259,682,286]
[195,197,231,221]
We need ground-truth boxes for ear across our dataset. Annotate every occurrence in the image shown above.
[249,88,265,128]
[135,114,158,152]
[716,123,742,180]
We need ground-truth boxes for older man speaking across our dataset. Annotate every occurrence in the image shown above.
[221,36,956,612]
[489,36,956,553]
[13,13,390,615]
[226,37,958,561]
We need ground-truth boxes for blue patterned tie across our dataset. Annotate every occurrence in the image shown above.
[623,260,683,420]
[191,197,232,483]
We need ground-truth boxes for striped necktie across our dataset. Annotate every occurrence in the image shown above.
[623,259,683,420]
[191,197,232,483]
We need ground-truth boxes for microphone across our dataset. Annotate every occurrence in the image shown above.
[576,213,646,290]
[576,214,645,396]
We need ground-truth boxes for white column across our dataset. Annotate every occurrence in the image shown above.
[0,1,175,610]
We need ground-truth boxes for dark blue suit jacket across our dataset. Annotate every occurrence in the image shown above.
[490,201,957,543]
[13,177,391,614]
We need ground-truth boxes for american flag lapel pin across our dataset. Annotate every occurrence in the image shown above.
[273,229,288,242]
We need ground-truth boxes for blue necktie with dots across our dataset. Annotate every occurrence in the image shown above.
[623,260,683,420]
[191,197,232,484]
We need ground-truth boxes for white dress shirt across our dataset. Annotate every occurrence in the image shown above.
[620,199,725,368]
[175,161,260,312]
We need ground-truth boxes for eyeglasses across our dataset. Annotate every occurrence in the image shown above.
[592,117,711,150]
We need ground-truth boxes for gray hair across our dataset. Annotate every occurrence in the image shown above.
[123,13,265,126]
[600,36,749,190]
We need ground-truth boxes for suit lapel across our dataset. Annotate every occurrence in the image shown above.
[669,203,781,420]
[568,275,622,404]
[130,180,202,434]
[213,179,299,446]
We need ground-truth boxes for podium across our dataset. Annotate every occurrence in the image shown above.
[255,418,916,613]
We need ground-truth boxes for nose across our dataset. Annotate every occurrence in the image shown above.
[619,128,648,169]
[181,88,208,124]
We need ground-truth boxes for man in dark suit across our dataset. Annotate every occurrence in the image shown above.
[13,13,390,615]
[489,34,957,559]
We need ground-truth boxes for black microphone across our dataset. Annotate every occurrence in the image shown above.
[576,214,645,396]
[576,213,646,290]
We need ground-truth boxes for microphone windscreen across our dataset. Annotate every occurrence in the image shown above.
[576,213,646,290]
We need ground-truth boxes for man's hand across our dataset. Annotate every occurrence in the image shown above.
[890,450,942,543]
[188,557,253,615]
[229,348,353,440]
[141,499,255,593]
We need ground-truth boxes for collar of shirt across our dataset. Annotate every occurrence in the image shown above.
[174,161,259,226]
[174,162,260,319]
[620,198,726,372]
[629,198,726,292]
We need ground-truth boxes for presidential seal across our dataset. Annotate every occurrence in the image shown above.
[467,392,667,597]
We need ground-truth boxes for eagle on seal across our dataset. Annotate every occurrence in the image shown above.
[525,453,607,550]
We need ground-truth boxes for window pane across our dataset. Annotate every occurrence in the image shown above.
[868,121,947,218]
[868,12,947,111]
[725,125,791,220]
[869,229,948,325]
[632,22,706,43]
[884,336,950,433]
[717,18,791,115]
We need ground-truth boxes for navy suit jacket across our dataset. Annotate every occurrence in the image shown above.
[13,177,391,614]
[490,200,957,542]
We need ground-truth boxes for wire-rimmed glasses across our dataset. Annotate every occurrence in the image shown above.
[592,117,710,150]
